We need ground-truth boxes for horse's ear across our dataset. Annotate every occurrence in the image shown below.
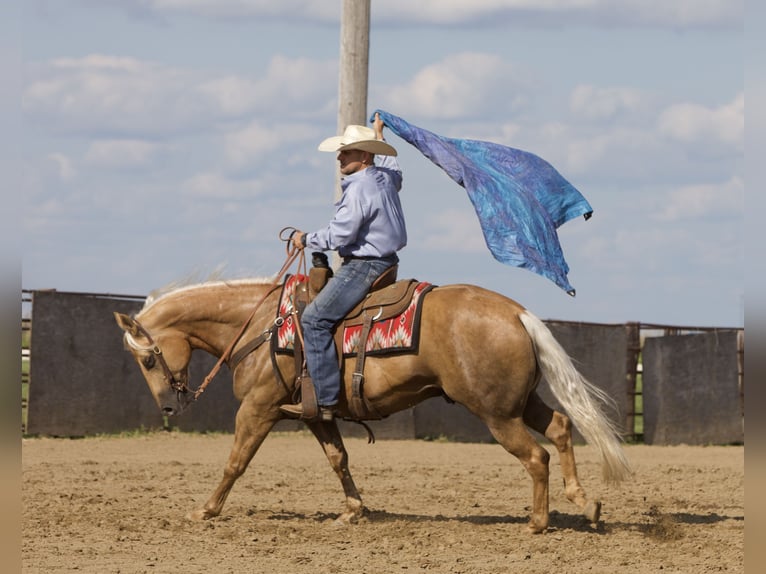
[114,312,140,337]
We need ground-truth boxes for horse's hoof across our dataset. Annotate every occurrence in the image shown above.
[584,500,602,523]
[526,519,548,534]
[186,508,214,521]
[334,510,361,526]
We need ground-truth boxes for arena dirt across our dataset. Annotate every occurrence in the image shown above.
[22,432,743,573]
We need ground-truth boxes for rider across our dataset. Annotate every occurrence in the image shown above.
[280,113,407,421]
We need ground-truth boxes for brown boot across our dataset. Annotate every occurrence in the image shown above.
[279,403,335,422]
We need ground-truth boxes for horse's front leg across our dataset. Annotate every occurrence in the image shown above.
[187,406,279,521]
[307,420,364,524]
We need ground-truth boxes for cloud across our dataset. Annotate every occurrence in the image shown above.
[654,176,743,222]
[46,153,77,181]
[223,120,319,169]
[197,55,337,118]
[23,54,208,136]
[658,92,744,150]
[94,0,743,29]
[100,0,340,21]
[383,52,527,119]
[23,53,337,138]
[419,208,487,254]
[376,0,743,29]
[84,139,166,170]
[483,89,743,184]
[182,171,266,200]
[570,84,649,122]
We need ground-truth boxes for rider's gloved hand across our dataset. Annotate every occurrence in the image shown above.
[292,231,307,250]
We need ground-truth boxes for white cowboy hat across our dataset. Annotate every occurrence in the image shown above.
[318,124,397,156]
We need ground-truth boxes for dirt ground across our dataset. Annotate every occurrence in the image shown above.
[22,432,743,574]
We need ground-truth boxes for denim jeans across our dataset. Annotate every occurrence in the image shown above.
[300,255,398,407]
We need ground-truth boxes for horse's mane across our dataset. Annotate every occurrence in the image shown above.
[141,275,278,313]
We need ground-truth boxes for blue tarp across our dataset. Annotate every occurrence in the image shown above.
[373,110,592,295]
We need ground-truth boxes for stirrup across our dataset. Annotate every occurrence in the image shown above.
[279,403,335,422]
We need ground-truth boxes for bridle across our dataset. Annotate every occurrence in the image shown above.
[125,282,284,400]
[125,319,191,394]
[126,228,307,401]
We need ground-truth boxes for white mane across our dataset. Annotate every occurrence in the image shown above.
[141,276,278,313]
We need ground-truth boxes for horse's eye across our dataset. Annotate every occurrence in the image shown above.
[142,354,156,370]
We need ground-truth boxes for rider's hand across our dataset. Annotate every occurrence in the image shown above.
[292,231,307,250]
[372,112,385,140]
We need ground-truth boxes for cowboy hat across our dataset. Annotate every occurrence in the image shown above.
[318,124,397,156]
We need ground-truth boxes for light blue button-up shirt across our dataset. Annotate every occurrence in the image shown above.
[306,154,407,258]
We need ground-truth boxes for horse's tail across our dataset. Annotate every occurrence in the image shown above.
[519,310,632,483]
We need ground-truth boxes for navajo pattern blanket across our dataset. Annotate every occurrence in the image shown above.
[275,274,433,357]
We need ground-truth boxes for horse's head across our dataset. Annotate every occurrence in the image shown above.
[114,312,194,416]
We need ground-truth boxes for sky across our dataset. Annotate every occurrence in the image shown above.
[16,0,744,328]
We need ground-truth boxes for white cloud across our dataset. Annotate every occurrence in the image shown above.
[561,126,662,177]
[84,139,165,169]
[480,89,743,184]
[654,176,743,222]
[381,0,743,28]
[420,208,486,254]
[198,55,337,118]
[384,52,526,119]
[570,84,649,121]
[47,153,77,181]
[99,0,743,29]
[23,53,337,138]
[182,171,266,200]
[658,93,744,150]
[117,0,340,21]
[23,55,207,136]
[223,121,318,169]
[196,75,259,117]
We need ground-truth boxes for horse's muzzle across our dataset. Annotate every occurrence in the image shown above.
[160,392,191,416]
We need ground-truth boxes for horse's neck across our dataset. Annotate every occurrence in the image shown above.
[141,282,278,356]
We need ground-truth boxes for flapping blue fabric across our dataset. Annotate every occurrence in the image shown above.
[372,110,592,295]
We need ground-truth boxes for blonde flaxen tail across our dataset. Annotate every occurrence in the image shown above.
[519,310,633,483]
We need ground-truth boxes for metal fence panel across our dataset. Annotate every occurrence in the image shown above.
[27,291,239,436]
[535,322,633,442]
[642,330,743,445]
[28,292,159,435]
[25,290,743,445]
[414,398,495,443]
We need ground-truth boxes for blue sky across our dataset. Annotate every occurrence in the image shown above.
[18,1,743,327]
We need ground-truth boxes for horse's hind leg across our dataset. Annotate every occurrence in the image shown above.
[523,390,601,523]
[307,420,364,524]
[486,416,550,534]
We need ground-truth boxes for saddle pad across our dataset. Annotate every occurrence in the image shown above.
[275,273,306,351]
[341,281,433,357]
[275,274,433,357]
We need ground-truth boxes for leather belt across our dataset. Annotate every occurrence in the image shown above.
[342,254,398,264]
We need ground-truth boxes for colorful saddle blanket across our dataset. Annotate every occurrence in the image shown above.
[275,274,433,357]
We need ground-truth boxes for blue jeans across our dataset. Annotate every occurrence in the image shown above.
[300,255,398,407]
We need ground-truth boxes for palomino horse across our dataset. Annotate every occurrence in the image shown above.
[114,277,631,533]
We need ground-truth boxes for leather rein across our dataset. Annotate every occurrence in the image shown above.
[130,230,307,401]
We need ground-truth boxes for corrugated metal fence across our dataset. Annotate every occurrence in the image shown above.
[21,289,744,445]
